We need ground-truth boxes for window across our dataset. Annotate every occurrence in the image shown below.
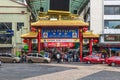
[104,20,120,29]
[0,23,12,31]
[73,10,77,14]
[40,7,44,12]
[32,54,37,57]
[114,7,120,15]
[6,54,12,57]
[38,55,43,57]
[0,36,12,44]
[104,6,120,15]
[0,22,12,44]
[17,22,24,31]
[27,54,32,56]
[1,54,7,57]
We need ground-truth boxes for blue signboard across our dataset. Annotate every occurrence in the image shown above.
[42,28,78,38]
[0,30,14,36]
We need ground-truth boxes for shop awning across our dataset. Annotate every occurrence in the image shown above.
[21,32,37,39]
[111,48,120,51]
[31,20,89,27]
[98,43,120,47]
[83,32,99,38]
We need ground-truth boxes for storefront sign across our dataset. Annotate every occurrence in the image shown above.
[104,34,120,41]
[42,28,78,38]
[41,39,79,42]
[0,30,14,36]
[44,42,74,47]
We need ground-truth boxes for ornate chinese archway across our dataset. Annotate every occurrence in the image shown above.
[21,10,99,62]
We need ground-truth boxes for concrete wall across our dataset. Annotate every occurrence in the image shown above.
[90,0,103,34]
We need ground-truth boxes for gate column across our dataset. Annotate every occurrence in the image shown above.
[38,28,41,53]
[79,28,83,62]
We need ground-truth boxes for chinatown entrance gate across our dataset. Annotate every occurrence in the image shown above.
[21,10,99,61]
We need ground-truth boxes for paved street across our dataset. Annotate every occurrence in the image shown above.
[0,62,120,80]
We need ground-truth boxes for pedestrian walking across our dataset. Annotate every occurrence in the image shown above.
[56,51,61,63]
[21,53,27,63]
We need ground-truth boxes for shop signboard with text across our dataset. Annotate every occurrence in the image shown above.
[104,34,120,41]
[44,42,74,47]
[41,39,79,42]
[42,28,78,38]
[0,30,14,36]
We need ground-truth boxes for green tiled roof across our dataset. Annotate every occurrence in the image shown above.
[26,0,89,21]
[71,0,89,14]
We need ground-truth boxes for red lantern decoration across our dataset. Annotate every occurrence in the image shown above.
[93,39,98,43]
[83,27,88,32]
[31,27,36,32]
[23,39,28,43]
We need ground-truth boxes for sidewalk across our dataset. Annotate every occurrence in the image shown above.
[22,62,120,80]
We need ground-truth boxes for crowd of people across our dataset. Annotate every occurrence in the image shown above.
[44,48,80,63]
[55,51,80,63]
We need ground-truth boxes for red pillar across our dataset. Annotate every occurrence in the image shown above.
[28,39,32,53]
[89,39,93,55]
[38,29,41,53]
[79,28,83,62]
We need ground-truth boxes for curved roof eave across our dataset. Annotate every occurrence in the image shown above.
[31,20,89,27]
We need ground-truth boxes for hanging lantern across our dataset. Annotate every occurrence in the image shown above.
[31,27,36,32]
[83,27,88,32]
[23,39,28,43]
[93,39,98,43]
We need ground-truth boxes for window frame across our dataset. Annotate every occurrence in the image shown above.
[104,6,120,15]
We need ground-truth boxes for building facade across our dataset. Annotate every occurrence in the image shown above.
[0,0,30,54]
[83,0,120,47]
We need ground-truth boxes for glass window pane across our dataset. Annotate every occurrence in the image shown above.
[17,22,24,31]
[104,7,110,14]
[104,21,109,29]
[104,6,120,15]
[32,54,37,57]
[109,7,114,14]
[104,20,120,29]
[114,7,120,15]
[0,23,12,44]
[38,55,43,57]
[0,23,12,31]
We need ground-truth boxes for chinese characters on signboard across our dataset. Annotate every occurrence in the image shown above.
[44,42,74,47]
[42,28,78,38]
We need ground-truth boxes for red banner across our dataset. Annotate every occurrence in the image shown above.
[44,42,74,47]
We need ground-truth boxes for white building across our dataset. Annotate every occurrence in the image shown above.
[0,0,30,54]
[80,0,120,47]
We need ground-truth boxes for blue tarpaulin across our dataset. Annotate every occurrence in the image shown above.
[111,48,120,51]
